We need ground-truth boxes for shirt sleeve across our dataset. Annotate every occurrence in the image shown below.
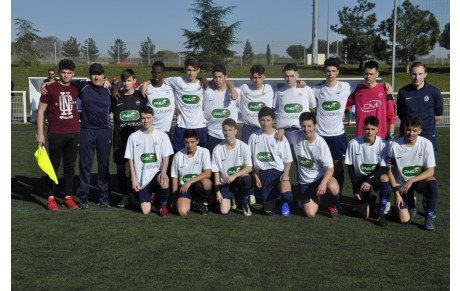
[242,143,253,167]
[396,89,405,120]
[433,87,444,116]
[306,87,316,109]
[40,84,51,104]
[202,148,212,170]
[170,153,179,178]
[124,134,134,160]
[344,140,353,165]
[386,96,396,125]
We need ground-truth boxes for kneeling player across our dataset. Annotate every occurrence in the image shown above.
[345,116,391,225]
[248,107,293,216]
[171,129,212,216]
[387,116,439,230]
[212,118,253,216]
[293,112,340,218]
[125,106,174,216]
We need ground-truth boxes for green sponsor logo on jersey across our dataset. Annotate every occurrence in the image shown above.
[402,165,423,177]
[227,165,243,176]
[284,103,303,113]
[322,101,341,111]
[256,152,275,162]
[297,156,314,168]
[211,109,230,118]
[152,98,170,108]
[360,164,377,174]
[248,102,266,112]
[140,153,157,163]
[182,174,197,183]
[120,110,140,121]
[182,95,200,104]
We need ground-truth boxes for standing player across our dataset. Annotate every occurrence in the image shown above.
[293,112,340,218]
[248,107,293,216]
[111,69,146,208]
[346,61,396,140]
[345,116,391,226]
[238,64,274,144]
[397,62,443,154]
[125,106,174,216]
[36,59,80,211]
[212,118,253,216]
[171,129,212,216]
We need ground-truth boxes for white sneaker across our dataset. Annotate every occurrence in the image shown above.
[249,194,256,205]
[384,202,391,214]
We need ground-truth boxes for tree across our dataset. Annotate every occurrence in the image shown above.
[307,40,327,54]
[81,38,99,63]
[34,36,62,59]
[182,0,241,69]
[439,23,449,50]
[62,36,81,62]
[242,40,254,65]
[266,44,272,65]
[286,45,305,63]
[139,37,155,64]
[331,0,385,69]
[13,18,41,65]
[380,0,440,72]
[108,39,130,62]
[154,50,179,62]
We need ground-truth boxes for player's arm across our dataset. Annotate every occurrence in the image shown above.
[36,101,48,146]
[347,165,361,198]
[280,162,291,182]
[226,81,238,100]
[180,169,211,194]
[140,80,151,97]
[158,156,170,185]
[214,171,223,203]
[129,159,140,192]
[317,167,334,196]
[434,89,444,121]
[224,165,252,184]
[386,96,396,140]
[112,87,121,100]
[383,82,393,95]
[360,165,387,193]
[387,166,403,209]
[275,128,285,141]
[253,170,262,188]
[400,167,434,194]
[171,177,179,208]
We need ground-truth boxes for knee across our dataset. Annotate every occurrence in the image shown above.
[305,211,316,218]
[379,174,389,183]
[198,179,212,191]
[177,208,189,217]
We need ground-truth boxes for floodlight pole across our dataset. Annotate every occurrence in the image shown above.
[327,0,330,59]
[312,0,318,64]
[391,0,397,97]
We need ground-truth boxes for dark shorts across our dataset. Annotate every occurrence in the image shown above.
[321,133,347,160]
[207,134,224,156]
[242,124,260,144]
[176,183,200,200]
[298,176,324,205]
[219,180,242,200]
[399,181,422,210]
[173,126,207,152]
[259,169,283,203]
[138,172,160,203]
[354,179,381,204]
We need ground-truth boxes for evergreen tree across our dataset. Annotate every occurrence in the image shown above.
[286,45,306,64]
[13,18,41,65]
[139,37,155,64]
[108,39,130,62]
[62,36,81,63]
[439,23,450,50]
[81,38,99,63]
[242,40,254,65]
[266,44,272,65]
[34,36,61,59]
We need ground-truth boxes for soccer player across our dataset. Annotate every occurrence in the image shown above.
[293,112,340,218]
[36,59,80,211]
[387,116,439,230]
[203,64,239,154]
[212,118,253,216]
[397,62,443,154]
[346,61,396,140]
[248,107,293,216]
[238,64,274,144]
[171,129,212,216]
[125,106,174,216]
[345,116,391,226]
[110,69,146,208]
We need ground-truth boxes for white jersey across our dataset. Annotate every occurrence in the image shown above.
[274,85,316,130]
[203,87,239,139]
[238,83,274,128]
[313,81,357,136]
[211,139,252,185]
[387,136,436,185]
[292,130,334,184]
[345,136,388,180]
[248,130,293,172]
[145,82,175,132]
[165,77,206,129]
[171,146,211,186]
[125,129,174,190]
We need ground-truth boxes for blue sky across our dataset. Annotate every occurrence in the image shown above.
[10,0,450,57]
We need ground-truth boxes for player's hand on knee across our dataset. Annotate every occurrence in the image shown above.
[354,193,362,200]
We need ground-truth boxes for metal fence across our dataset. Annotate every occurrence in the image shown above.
[11,91,27,123]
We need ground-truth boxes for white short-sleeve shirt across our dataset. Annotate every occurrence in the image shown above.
[211,139,252,185]
[248,130,292,172]
[237,83,274,128]
[274,85,316,130]
[145,83,175,132]
[171,146,211,186]
[203,87,239,139]
[345,136,388,180]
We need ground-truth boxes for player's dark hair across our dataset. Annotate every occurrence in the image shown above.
[364,115,379,127]
[324,57,340,70]
[140,105,154,115]
[58,59,75,72]
[410,62,427,73]
[363,61,379,71]
[258,106,275,120]
[212,64,227,76]
[48,69,55,73]
[121,69,136,82]
[183,129,198,140]
[299,111,316,125]
[222,118,237,129]
[404,116,423,129]
[184,56,199,69]
[151,61,166,72]
[283,63,298,73]
[250,64,265,75]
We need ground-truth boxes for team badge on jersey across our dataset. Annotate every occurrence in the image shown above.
[424,96,430,102]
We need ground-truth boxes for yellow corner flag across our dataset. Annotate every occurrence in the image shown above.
[34,145,59,184]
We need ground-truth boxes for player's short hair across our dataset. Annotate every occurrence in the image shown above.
[283,63,298,73]
[121,69,136,82]
[212,64,227,76]
[48,69,55,73]
[222,118,237,129]
[151,61,165,72]
[410,62,427,73]
[324,57,340,70]
[258,106,275,120]
[140,105,154,115]
[183,129,198,140]
[404,116,423,129]
[363,60,379,71]
[184,56,199,69]
[363,115,379,127]
[250,64,265,75]
[299,111,316,125]
[58,59,75,72]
